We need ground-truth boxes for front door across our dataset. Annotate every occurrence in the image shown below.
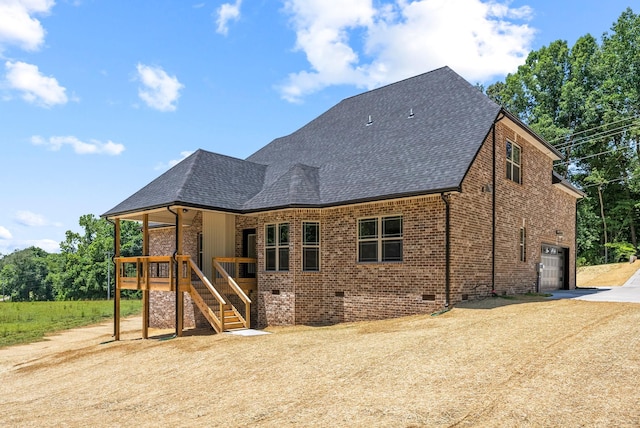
[242,229,257,277]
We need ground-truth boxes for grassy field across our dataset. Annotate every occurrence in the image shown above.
[0,300,142,348]
[1,296,639,427]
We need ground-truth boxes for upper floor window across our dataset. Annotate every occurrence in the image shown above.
[358,216,403,262]
[506,141,521,184]
[265,223,289,271]
[302,222,320,271]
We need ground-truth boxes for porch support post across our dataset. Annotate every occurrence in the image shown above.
[142,214,150,339]
[176,208,184,337]
[114,218,121,341]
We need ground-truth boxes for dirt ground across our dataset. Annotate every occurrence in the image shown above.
[577,261,640,287]
[1,297,639,427]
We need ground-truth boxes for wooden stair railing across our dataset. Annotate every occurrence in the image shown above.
[178,256,228,333]
[213,259,252,330]
[115,255,250,333]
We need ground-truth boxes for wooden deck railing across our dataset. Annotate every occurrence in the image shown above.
[115,255,252,332]
[116,256,175,291]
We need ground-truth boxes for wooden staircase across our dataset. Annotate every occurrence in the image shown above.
[222,307,245,331]
[186,259,251,334]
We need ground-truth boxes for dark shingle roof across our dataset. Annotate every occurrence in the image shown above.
[102,150,266,216]
[244,66,501,209]
[103,66,522,217]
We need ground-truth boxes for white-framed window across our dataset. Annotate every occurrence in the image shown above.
[302,222,320,271]
[265,223,289,271]
[519,226,526,262]
[358,216,403,262]
[506,140,522,184]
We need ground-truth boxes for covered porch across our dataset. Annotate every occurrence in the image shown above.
[109,206,257,339]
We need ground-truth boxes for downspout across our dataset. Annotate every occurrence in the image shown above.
[491,113,506,294]
[575,199,580,289]
[492,121,496,294]
[441,193,451,310]
[106,217,117,337]
[167,206,179,335]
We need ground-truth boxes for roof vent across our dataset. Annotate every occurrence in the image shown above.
[408,108,414,119]
[366,115,373,126]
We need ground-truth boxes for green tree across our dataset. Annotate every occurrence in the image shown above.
[49,215,142,300]
[0,247,52,301]
[486,8,640,265]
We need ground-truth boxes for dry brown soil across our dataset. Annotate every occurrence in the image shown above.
[577,261,640,287]
[1,297,639,427]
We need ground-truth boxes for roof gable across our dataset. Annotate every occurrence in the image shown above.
[244,163,320,209]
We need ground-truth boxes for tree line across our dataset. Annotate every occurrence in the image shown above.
[0,215,141,302]
[486,7,640,265]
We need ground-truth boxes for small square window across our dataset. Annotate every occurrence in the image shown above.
[358,216,403,262]
[358,218,378,238]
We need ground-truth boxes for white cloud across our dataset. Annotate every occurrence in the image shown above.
[31,135,126,155]
[14,210,62,227]
[0,226,12,240]
[5,60,68,107]
[0,0,54,53]
[279,0,535,102]
[215,0,242,36]
[0,238,60,254]
[136,63,184,112]
[155,150,194,170]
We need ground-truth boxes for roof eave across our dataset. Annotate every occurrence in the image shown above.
[500,109,563,160]
[242,187,462,214]
[102,201,245,220]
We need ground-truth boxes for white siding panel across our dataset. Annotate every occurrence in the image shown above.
[202,212,236,280]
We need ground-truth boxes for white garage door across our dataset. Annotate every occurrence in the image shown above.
[541,245,564,290]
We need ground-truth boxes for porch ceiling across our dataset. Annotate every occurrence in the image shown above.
[114,206,199,226]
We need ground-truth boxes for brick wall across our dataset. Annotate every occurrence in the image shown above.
[243,121,577,327]
[492,121,576,293]
[145,122,577,329]
[148,212,209,329]
[449,120,576,299]
[248,198,445,327]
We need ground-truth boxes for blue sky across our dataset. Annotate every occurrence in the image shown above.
[0,0,634,254]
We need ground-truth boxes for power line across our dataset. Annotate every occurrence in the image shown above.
[553,125,640,162]
[555,120,640,150]
[558,140,638,164]
[581,177,626,189]
[550,115,639,145]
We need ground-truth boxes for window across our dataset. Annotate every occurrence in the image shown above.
[358,216,403,262]
[302,222,320,271]
[506,141,521,184]
[519,227,526,262]
[197,232,203,269]
[265,223,289,271]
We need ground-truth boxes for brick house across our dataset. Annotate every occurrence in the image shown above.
[103,66,582,336]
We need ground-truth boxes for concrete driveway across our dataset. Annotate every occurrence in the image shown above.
[550,266,640,303]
